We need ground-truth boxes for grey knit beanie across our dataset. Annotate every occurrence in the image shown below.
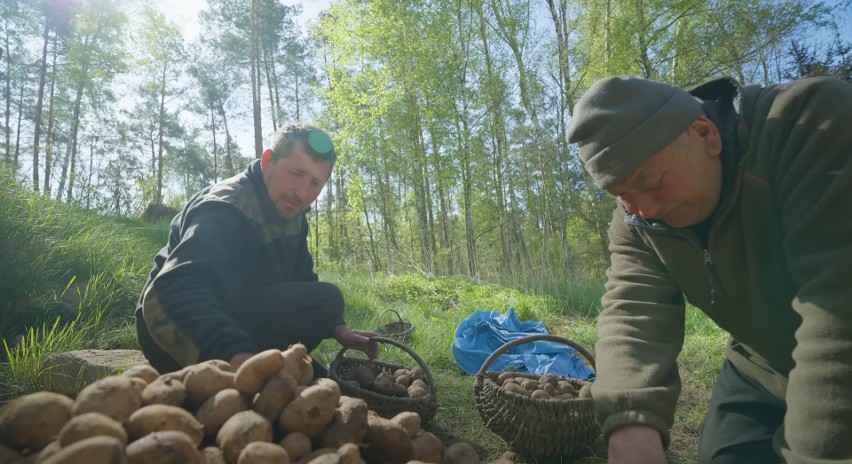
[567,76,703,189]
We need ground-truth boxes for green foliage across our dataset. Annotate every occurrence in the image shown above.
[0,173,152,340]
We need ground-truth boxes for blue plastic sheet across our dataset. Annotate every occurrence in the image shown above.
[451,308,596,380]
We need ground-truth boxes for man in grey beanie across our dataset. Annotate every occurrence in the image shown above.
[567,75,852,463]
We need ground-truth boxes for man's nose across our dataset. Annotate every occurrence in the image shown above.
[621,193,660,218]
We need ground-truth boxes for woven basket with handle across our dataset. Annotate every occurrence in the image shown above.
[375,309,414,343]
[473,334,599,457]
[330,336,438,424]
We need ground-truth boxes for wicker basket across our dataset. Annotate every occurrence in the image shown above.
[473,334,599,457]
[375,309,415,343]
[330,336,438,424]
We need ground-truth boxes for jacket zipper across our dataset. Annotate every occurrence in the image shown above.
[624,215,720,306]
[704,249,717,305]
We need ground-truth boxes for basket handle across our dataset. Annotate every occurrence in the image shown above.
[474,333,596,377]
[375,309,405,329]
[333,336,437,397]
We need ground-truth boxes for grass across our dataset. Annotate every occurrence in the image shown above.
[0,173,727,463]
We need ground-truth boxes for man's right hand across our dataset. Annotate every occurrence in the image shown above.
[607,425,667,464]
[228,352,255,371]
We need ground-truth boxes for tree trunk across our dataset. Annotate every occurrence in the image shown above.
[218,103,235,176]
[13,83,22,167]
[262,43,277,131]
[31,18,50,192]
[4,20,12,163]
[156,62,167,205]
[250,0,263,159]
[210,108,218,182]
[43,33,58,195]
[477,2,512,274]
[64,77,87,203]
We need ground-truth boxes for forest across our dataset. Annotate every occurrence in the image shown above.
[2,0,850,284]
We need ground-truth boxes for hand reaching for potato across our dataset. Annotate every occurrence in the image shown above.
[332,325,380,360]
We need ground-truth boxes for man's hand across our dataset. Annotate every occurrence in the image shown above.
[332,325,379,360]
[607,425,667,464]
[228,352,255,371]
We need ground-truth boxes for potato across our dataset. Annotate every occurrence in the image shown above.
[556,381,575,395]
[126,430,199,464]
[235,349,286,395]
[122,365,160,384]
[36,440,61,461]
[540,383,557,396]
[0,391,73,451]
[395,375,411,388]
[362,411,412,464]
[321,396,368,447]
[444,442,480,464]
[126,404,204,446]
[0,443,24,463]
[407,382,429,398]
[237,441,290,464]
[186,363,236,405]
[411,431,444,463]
[217,410,273,464]
[141,376,187,406]
[296,448,337,464]
[158,365,193,383]
[520,379,539,391]
[200,446,227,464]
[496,372,513,384]
[409,367,425,381]
[372,372,396,396]
[40,435,125,464]
[540,374,559,386]
[501,383,529,397]
[279,384,339,437]
[313,377,341,397]
[531,390,551,400]
[393,368,410,378]
[253,371,298,422]
[578,384,592,399]
[337,443,363,464]
[280,432,312,461]
[58,412,127,446]
[390,411,420,439]
[129,377,149,395]
[205,359,233,372]
[72,375,141,423]
[305,453,340,464]
[281,344,313,385]
[130,377,148,391]
[351,366,374,388]
[196,388,249,436]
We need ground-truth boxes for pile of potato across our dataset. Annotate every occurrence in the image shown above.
[339,366,430,399]
[493,372,592,400]
[0,344,479,464]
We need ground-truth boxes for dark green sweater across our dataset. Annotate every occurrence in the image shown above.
[592,77,852,461]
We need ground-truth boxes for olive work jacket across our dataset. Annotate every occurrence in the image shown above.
[591,76,852,462]
[136,160,318,367]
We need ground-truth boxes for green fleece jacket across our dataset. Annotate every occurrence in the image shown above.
[591,76,852,462]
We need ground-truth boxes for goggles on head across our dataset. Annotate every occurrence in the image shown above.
[307,130,334,158]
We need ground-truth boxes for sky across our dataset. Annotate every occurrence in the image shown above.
[156,0,333,41]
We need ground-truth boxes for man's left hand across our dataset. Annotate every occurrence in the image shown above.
[332,325,380,360]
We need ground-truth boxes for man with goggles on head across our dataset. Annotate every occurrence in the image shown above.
[136,123,378,375]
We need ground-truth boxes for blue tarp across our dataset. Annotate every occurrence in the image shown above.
[451,308,596,380]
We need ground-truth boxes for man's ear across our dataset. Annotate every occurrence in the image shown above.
[260,149,273,170]
[690,116,722,157]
